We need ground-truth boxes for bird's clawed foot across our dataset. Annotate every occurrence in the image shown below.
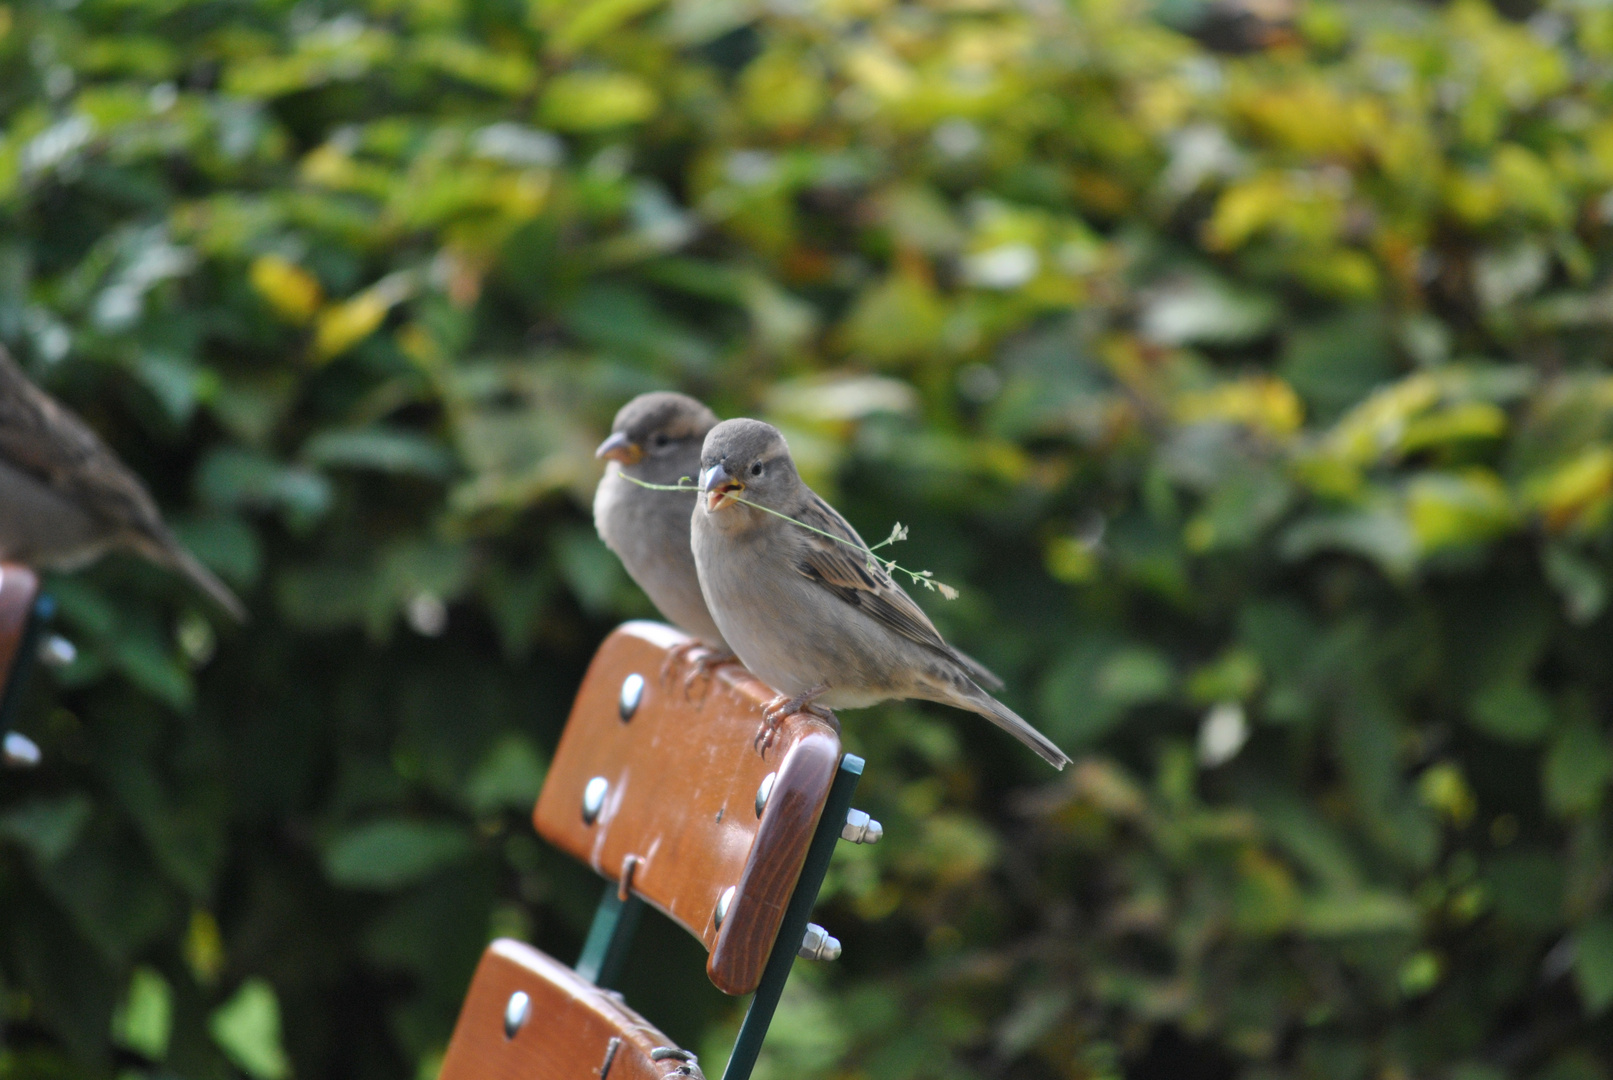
[659,640,734,693]
[755,684,834,755]
[682,648,737,697]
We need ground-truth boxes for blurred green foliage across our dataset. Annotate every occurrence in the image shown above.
[3,0,1613,1077]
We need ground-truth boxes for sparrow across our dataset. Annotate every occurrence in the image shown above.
[594,392,733,669]
[0,345,246,620]
[690,418,1070,770]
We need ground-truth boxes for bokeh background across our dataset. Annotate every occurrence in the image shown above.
[4,0,1613,1076]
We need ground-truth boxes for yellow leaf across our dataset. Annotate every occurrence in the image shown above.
[315,293,390,360]
[844,43,915,101]
[1417,762,1477,826]
[1174,376,1304,438]
[1045,536,1097,584]
[540,71,658,130]
[1522,447,1613,532]
[1405,470,1515,553]
[1398,401,1507,455]
[1324,375,1440,466]
[249,255,322,324]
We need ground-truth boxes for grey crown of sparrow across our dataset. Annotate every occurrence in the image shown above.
[690,417,1070,770]
[0,345,246,621]
[593,392,729,653]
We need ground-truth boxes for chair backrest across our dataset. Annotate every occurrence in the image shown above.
[0,563,39,693]
[439,938,703,1080]
[0,564,43,736]
[534,621,841,996]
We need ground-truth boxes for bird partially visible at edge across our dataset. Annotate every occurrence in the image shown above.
[689,418,1070,770]
[0,345,246,621]
[593,392,734,676]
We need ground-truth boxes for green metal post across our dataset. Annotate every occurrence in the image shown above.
[575,884,645,989]
[720,753,863,1080]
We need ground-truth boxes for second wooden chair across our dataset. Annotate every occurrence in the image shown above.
[438,621,879,1080]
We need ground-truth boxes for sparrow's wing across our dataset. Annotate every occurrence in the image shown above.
[0,348,169,536]
[789,492,970,664]
[0,348,246,620]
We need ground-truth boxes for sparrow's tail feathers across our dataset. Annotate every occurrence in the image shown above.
[959,685,1070,770]
[948,645,1004,691]
[162,542,248,623]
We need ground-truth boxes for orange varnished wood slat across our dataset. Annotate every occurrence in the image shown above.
[439,939,698,1080]
[0,564,40,693]
[534,621,842,996]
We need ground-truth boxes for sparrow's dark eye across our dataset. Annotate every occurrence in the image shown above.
[749,462,764,478]
[651,433,670,448]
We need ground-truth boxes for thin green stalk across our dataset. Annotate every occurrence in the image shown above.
[617,473,958,598]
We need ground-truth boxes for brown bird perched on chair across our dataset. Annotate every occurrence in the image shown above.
[0,345,246,621]
[690,418,1070,770]
[594,392,734,674]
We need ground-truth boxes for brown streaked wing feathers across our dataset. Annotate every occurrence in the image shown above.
[790,493,973,666]
[0,346,171,539]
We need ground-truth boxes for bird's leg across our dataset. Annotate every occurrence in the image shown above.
[682,648,738,696]
[659,640,705,685]
[756,684,834,755]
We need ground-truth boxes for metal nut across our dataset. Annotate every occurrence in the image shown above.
[798,922,841,961]
[754,772,776,818]
[2,732,41,769]
[37,635,76,667]
[582,776,609,825]
[713,885,735,931]
[841,808,883,844]
[619,673,644,721]
[504,990,530,1038]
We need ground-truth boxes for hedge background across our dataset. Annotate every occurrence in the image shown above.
[4,0,1613,1077]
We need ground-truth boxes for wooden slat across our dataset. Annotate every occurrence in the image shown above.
[534,621,842,996]
[0,564,39,695]
[439,939,697,1080]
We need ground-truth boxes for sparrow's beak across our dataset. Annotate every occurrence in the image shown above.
[700,463,744,511]
[595,431,643,465]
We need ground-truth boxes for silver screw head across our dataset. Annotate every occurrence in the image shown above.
[37,634,76,667]
[504,990,530,1038]
[618,673,644,721]
[798,922,842,961]
[3,731,41,769]
[582,776,609,824]
[754,772,776,818]
[841,808,883,844]
[713,885,736,930]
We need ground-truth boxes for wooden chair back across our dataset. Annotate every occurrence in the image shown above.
[0,564,43,735]
[438,938,704,1080]
[534,621,841,996]
[0,564,40,695]
[446,620,869,1080]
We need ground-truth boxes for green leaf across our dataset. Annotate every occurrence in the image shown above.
[0,795,93,863]
[323,819,473,890]
[1544,722,1612,817]
[112,966,173,1061]
[1469,680,1553,743]
[303,428,456,479]
[1297,891,1418,936]
[1575,915,1613,1014]
[1095,647,1173,706]
[210,979,291,1080]
[464,735,547,816]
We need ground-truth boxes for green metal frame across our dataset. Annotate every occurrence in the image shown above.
[0,593,52,735]
[574,752,865,1080]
